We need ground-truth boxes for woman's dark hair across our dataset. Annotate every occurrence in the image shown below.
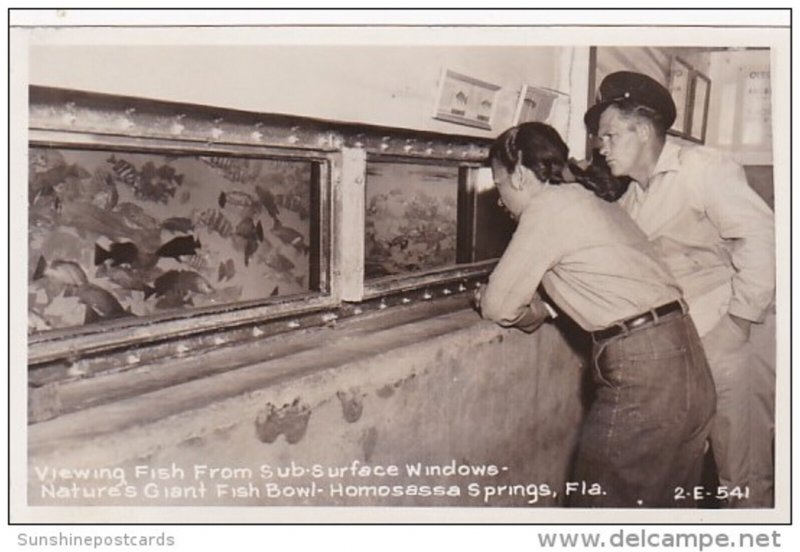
[488,122,630,202]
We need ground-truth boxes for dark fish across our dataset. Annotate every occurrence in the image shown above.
[107,155,141,187]
[265,252,295,273]
[94,241,140,266]
[156,164,183,184]
[219,190,258,209]
[272,219,309,255]
[255,185,281,219]
[32,256,88,286]
[388,236,410,251]
[236,217,265,266]
[144,269,214,300]
[162,217,194,233]
[270,286,279,297]
[217,259,236,282]
[156,235,202,260]
[65,283,132,322]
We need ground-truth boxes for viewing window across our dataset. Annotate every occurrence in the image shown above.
[29,147,320,332]
[364,161,459,279]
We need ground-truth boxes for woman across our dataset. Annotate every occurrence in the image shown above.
[478,122,716,507]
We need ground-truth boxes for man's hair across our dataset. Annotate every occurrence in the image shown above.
[607,99,670,138]
[488,122,631,202]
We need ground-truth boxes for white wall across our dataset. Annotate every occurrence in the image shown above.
[29,44,569,139]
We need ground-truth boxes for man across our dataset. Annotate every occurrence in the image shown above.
[584,71,776,507]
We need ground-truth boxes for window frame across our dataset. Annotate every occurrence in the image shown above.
[26,86,498,412]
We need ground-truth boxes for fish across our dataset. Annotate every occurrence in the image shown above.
[218,190,258,210]
[387,236,410,251]
[64,283,132,322]
[271,219,309,255]
[274,193,310,220]
[32,256,88,286]
[217,259,236,282]
[236,217,265,266]
[144,269,214,300]
[193,209,233,237]
[265,252,295,273]
[95,264,161,293]
[30,163,91,203]
[156,235,202,260]
[94,241,140,266]
[114,202,160,230]
[255,185,281,220]
[141,161,184,186]
[182,253,211,272]
[201,156,255,183]
[270,286,280,297]
[161,217,194,233]
[107,155,141,187]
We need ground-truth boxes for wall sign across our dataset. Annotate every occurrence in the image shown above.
[433,69,501,130]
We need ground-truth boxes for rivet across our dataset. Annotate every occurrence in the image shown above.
[252,327,265,337]
[422,291,432,300]
[458,284,467,292]
[442,288,452,295]
[353,307,363,315]
[322,313,338,323]
[401,297,411,304]
[213,336,227,346]
[288,320,301,329]
[378,300,388,310]
[126,354,140,365]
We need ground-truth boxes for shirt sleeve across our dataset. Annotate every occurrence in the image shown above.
[480,206,558,327]
[701,154,775,323]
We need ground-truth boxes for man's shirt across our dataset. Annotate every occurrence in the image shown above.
[481,183,681,333]
[618,141,775,335]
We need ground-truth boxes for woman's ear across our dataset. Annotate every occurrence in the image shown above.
[510,162,526,191]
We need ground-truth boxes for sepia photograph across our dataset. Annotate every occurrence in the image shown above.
[7,9,790,527]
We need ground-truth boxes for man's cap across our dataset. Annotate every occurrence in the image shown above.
[584,71,677,134]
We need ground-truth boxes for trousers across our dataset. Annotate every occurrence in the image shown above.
[704,312,776,508]
[569,310,716,508]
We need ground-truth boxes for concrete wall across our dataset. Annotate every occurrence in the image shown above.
[28,303,586,510]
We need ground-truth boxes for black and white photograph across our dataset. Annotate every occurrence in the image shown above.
[7,9,790,529]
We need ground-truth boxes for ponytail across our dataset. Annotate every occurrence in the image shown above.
[568,152,631,202]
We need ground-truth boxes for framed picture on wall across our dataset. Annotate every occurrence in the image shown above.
[667,57,692,136]
[433,68,501,130]
[689,70,711,142]
[512,85,560,125]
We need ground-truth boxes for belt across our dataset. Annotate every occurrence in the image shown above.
[592,300,684,342]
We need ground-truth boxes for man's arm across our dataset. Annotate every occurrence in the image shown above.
[702,154,775,325]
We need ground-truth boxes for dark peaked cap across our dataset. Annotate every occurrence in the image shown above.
[584,71,677,134]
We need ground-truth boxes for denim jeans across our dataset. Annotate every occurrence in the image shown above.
[569,310,716,508]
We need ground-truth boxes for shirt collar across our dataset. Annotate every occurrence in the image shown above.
[650,140,682,177]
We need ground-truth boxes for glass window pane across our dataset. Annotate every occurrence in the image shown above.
[364,162,458,279]
[473,167,516,261]
[29,147,316,332]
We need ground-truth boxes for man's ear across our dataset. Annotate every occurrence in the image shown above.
[635,121,652,143]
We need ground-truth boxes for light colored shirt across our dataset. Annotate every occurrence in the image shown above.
[618,141,775,336]
[481,183,681,332]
